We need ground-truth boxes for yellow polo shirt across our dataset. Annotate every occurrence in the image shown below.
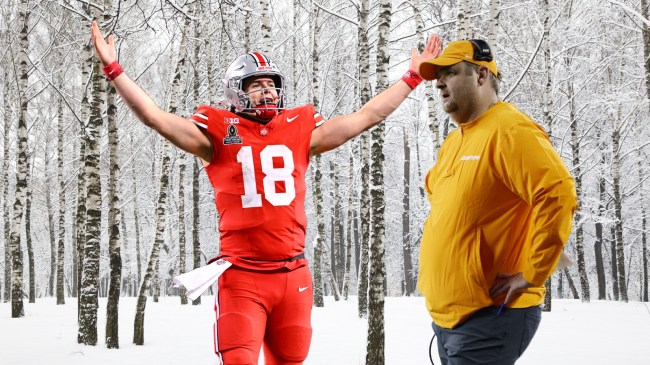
[417,101,577,329]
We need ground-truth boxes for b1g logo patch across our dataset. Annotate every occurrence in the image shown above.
[224,124,243,145]
[224,117,239,124]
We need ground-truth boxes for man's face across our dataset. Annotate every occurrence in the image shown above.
[435,62,480,123]
[243,76,279,107]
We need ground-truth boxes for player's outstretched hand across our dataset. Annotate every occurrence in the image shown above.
[409,34,443,73]
[91,20,116,66]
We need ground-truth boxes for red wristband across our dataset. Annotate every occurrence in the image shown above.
[401,69,423,90]
[102,60,124,81]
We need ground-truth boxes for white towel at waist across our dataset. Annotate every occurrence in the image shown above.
[173,259,232,300]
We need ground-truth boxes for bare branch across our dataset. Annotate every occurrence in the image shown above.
[503,32,543,101]
[312,0,358,26]
[165,0,198,21]
[605,0,650,27]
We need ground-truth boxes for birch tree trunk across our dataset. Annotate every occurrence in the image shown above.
[10,0,31,318]
[134,142,172,345]
[47,131,56,297]
[105,15,123,347]
[71,204,79,296]
[641,208,648,302]
[313,154,325,307]
[542,0,553,135]
[457,0,470,39]
[313,234,324,306]
[219,3,232,98]
[611,106,628,302]
[366,1,391,362]
[78,54,105,345]
[205,38,216,105]
[611,224,619,300]
[120,218,130,296]
[2,67,11,303]
[76,1,92,329]
[324,236,341,301]
[191,158,201,305]
[260,0,272,55]
[401,127,415,296]
[594,130,607,300]
[131,141,142,293]
[243,0,251,53]
[194,17,203,108]
[152,254,159,302]
[330,158,343,291]
[25,154,34,304]
[178,154,188,305]
[75,138,87,325]
[414,0,439,150]
[311,3,325,308]
[567,63,589,302]
[487,0,499,47]
[641,0,650,114]
[172,5,193,305]
[357,0,371,319]
[638,158,649,302]
[638,0,650,305]
[333,61,345,292]
[564,267,579,299]
[192,7,205,306]
[343,143,355,299]
[291,0,301,103]
[56,90,66,305]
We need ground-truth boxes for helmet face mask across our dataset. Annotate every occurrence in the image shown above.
[223,53,286,117]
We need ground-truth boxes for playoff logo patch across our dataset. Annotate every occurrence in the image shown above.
[223,124,243,145]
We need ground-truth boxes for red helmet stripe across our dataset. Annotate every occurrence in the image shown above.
[251,52,268,67]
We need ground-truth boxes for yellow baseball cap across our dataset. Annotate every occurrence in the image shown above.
[419,39,499,81]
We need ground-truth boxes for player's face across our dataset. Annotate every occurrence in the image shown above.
[244,77,280,107]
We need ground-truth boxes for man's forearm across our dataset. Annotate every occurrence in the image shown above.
[110,73,163,129]
[358,79,414,125]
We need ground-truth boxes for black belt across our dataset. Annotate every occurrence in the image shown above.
[241,253,305,262]
[208,253,305,264]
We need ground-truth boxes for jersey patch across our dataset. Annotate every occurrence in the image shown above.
[223,124,243,145]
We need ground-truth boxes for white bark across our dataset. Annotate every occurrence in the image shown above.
[10,0,31,319]
[357,0,371,320]
[366,0,391,363]
[260,0,272,54]
[105,10,123,345]
[2,66,12,304]
[134,142,172,345]
[457,0,470,39]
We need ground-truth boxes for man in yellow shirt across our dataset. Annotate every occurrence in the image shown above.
[417,39,578,364]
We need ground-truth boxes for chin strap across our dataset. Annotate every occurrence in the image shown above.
[252,104,278,120]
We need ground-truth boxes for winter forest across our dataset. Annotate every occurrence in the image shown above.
[1,0,649,361]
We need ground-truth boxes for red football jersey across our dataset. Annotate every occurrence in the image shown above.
[190,105,324,261]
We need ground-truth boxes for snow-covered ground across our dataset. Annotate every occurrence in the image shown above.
[1,296,649,364]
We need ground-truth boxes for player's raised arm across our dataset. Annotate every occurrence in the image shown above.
[90,21,213,162]
[309,34,442,156]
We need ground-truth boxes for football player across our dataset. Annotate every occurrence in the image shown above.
[91,20,441,365]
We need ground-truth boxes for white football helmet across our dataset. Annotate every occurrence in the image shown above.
[223,52,285,116]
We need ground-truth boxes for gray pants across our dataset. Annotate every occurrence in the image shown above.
[431,305,541,365]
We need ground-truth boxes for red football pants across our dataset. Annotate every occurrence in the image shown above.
[214,265,313,365]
